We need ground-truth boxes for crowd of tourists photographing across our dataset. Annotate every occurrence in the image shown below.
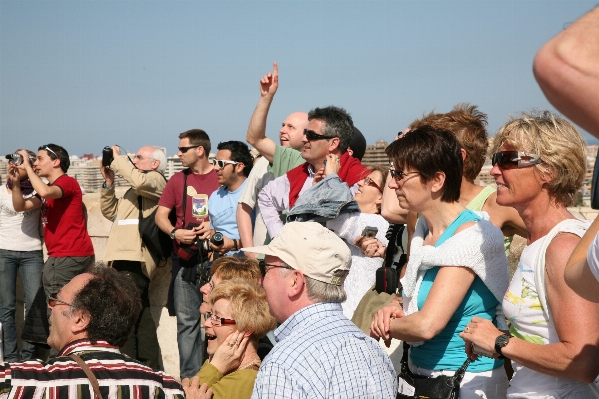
[3,6,599,399]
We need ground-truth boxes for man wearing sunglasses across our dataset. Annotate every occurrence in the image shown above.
[194,141,253,256]
[242,222,397,398]
[99,145,167,368]
[155,129,220,379]
[258,105,370,239]
[0,266,185,398]
[10,144,95,347]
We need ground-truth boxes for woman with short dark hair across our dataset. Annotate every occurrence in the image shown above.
[370,126,510,398]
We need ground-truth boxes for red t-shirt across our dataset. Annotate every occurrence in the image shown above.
[42,174,95,257]
[158,169,220,249]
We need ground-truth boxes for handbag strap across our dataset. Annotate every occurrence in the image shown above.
[69,353,104,399]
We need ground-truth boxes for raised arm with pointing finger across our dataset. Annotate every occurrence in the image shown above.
[246,62,280,163]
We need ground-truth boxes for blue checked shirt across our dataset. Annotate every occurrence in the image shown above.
[251,302,397,399]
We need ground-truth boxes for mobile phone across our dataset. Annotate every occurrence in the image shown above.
[361,226,378,239]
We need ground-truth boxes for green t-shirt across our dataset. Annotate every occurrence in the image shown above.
[270,145,304,178]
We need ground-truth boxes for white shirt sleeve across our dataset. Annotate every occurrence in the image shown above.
[586,231,599,282]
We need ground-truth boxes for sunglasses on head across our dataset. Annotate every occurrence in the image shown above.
[178,145,199,153]
[491,151,544,170]
[303,129,336,141]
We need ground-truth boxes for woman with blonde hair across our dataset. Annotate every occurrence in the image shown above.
[186,278,276,399]
[462,111,599,398]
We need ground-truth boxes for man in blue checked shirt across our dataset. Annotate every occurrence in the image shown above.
[243,221,397,399]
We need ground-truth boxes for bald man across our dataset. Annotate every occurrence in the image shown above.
[100,145,168,368]
[239,63,308,251]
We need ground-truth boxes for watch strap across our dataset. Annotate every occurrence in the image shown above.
[495,333,511,359]
[170,228,177,240]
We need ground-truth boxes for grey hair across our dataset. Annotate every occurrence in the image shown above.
[150,146,167,174]
[305,274,348,303]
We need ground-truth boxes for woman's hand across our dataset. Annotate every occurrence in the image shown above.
[182,376,213,399]
[209,330,250,375]
[370,302,404,347]
[459,316,504,359]
[354,235,386,258]
[323,154,341,176]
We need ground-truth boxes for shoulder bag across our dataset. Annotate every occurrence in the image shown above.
[138,172,172,261]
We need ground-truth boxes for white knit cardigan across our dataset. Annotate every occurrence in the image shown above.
[401,211,510,345]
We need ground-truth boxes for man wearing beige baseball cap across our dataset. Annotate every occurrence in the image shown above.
[242,221,397,399]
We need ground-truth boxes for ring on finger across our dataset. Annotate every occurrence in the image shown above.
[228,342,235,347]
[464,326,470,333]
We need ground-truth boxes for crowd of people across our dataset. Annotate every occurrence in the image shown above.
[2,6,599,399]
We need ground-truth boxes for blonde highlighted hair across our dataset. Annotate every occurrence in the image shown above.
[490,110,587,207]
[210,278,276,340]
[210,256,261,284]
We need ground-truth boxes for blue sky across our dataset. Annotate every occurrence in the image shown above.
[1,0,597,158]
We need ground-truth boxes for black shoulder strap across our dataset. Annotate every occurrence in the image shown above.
[181,169,189,228]
[384,223,405,269]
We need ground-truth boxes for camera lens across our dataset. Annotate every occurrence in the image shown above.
[210,232,224,246]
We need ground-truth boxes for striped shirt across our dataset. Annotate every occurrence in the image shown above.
[0,339,185,399]
[251,302,397,399]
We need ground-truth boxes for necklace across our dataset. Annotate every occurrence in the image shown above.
[238,359,261,371]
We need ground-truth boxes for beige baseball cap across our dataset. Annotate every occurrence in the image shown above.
[241,222,351,286]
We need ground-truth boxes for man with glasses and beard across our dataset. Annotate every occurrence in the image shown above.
[100,145,167,368]
[155,129,220,379]
[10,144,95,348]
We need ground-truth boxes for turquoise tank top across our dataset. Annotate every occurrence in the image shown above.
[411,210,503,372]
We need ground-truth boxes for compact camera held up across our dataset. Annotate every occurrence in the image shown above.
[5,153,36,166]
[101,146,114,167]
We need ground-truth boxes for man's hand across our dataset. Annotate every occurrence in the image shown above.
[111,145,121,157]
[14,150,34,172]
[181,377,213,399]
[195,221,214,241]
[260,62,278,98]
[100,165,115,188]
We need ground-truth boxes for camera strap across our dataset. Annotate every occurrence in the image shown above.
[180,169,189,228]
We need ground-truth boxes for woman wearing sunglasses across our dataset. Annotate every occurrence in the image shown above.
[188,278,276,399]
[370,126,510,398]
[461,111,599,398]
[326,165,390,319]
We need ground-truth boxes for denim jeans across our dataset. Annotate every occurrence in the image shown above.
[172,259,204,379]
[0,249,43,362]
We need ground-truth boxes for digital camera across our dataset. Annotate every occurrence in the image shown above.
[5,153,36,166]
[101,146,114,167]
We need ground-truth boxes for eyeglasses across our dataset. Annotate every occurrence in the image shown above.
[389,168,420,181]
[211,159,240,169]
[48,295,74,308]
[134,154,154,161]
[178,145,199,153]
[259,260,295,277]
[362,176,382,192]
[491,151,544,170]
[205,311,236,327]
[303,129,336,141]
[42,145,58,159]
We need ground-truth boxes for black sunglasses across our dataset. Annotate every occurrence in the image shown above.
[178,145,200,153]
[389,168,420,181]
[303,129,336,141]
[258,260,295,277]
[491,151,543,170]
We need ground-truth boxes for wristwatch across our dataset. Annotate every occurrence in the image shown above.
[495,333,511,359]
[170,229,177,240]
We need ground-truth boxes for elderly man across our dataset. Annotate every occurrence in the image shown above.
[100,145,167,368]
[0,266,184,398]
[243,222,397,399]
[258,105,370,239]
